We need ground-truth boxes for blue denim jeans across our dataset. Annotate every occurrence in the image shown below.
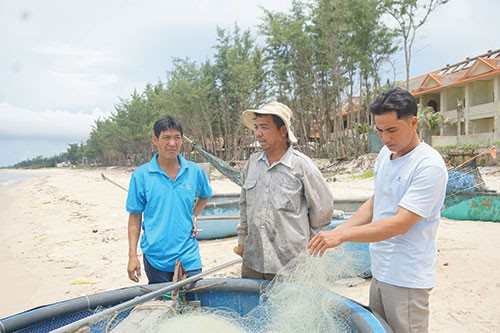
[143,255,202,284]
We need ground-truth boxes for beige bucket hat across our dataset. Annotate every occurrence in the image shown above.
[242,101,298,144]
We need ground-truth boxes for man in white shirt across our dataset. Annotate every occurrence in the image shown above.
[309,88,448,333]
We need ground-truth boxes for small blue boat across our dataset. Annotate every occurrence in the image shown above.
[199,194,369,240]
[0,278,390,332]
[197,196,240,240]
[201,195,372,278]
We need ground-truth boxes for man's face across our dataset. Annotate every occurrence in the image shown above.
[374,111,418,155]
[254,115,287,151]
[152,129,183,159]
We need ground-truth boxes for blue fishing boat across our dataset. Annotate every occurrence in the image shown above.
[202,195,372,277]
[197,195,240,240]
[199,193,369,240]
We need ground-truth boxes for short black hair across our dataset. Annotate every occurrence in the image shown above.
[369,87,417,119]
[153,116,183,137]
[255,113,286,130]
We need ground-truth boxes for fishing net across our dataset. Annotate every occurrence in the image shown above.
[249,251,361,333]
[442,148,499,222]
[82,249,367,332]
[191,142,243,186]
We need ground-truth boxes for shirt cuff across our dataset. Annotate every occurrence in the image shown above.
[237,235,247,245]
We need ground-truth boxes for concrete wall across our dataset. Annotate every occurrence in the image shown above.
[470,79,494,106]
[432,132,498,146]
[469,117,494,134]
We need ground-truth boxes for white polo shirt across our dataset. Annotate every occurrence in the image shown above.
[370,142,447,289]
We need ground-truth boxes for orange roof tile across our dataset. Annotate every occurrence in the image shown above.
[410,49,500,97]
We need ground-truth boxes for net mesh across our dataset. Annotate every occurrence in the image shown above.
[82,249,366,332]
[191,143,243,186]
[442,151,499,222]
[445,158,492,206]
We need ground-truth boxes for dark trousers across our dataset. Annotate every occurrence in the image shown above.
[241,263,276,280]
[143,255,202,284]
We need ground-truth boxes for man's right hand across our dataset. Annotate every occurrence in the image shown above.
[127,256,141,282]
[233,244,244,257]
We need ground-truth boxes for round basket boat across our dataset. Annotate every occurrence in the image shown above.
[0,278,390,333]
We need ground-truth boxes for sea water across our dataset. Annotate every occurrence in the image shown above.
[0,170,37,188]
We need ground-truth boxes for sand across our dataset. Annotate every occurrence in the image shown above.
[0,167,499,332]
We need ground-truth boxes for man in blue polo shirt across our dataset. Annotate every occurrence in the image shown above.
[126,116,212,284]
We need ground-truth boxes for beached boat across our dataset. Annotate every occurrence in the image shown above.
[197,204,240,240]
[200,193,369,240]
[0,278,390,333]
[197,195,240,240]
[201,196,372,278]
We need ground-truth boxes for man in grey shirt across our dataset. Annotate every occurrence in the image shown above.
[234,101,334,279]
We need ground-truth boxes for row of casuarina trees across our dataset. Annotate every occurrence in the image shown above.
[15,0,447,168]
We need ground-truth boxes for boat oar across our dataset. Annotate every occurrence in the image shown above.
[51,258,242,333]
[101,173,128,192]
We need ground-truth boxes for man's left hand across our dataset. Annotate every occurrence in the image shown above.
[308,230,344,256]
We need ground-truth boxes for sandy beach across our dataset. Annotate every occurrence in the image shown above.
[0,167,499,332]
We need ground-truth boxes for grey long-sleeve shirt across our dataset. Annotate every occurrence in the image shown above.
[237,146,334,274]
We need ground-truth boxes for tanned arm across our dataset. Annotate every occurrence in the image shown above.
[127,213,142,282]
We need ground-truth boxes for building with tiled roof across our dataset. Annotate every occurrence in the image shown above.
[409,49,500,146]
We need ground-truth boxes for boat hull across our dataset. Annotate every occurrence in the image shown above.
[0,278,389,333]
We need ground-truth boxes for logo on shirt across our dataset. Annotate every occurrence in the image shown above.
[181,184,193,191]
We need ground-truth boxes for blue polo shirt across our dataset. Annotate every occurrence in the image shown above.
[126,153,212,272]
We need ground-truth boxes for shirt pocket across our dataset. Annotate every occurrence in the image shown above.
[243,179,258,206]
[271,178,303,212]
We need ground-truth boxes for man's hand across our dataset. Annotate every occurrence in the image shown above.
[127,256,141,282]
[233,244,244,257]
[308,229,344,256]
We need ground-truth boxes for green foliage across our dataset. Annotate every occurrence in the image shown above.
[20,0,447,167]
[418,106,443,135]
[66,143,83,165]
[12,153,67,169]
[352,171,374,179]
[437,142,500,150]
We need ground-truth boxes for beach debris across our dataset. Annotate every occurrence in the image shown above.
[101,173,128,192]
[70,278,94,285]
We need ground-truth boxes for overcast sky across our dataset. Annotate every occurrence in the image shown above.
[1,0,499,167]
